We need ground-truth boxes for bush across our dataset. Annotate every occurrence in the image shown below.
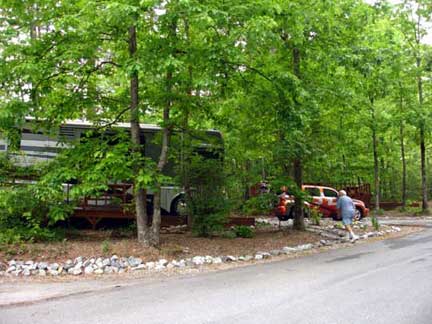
[185,157,229,237]
[371,215,380,231]
[101,240,111,255]
[309,208,322,226]
[242,193,278,215]
[221,230,237,239]
[0,227,64,244]
[233,225,255,238]
[192,212,227,237]
[0,184,69,243]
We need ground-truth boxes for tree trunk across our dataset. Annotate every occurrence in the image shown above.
[292,46,305,230]
[129,25,150,245]
[372,119,380,212]
[151,76,172,246]
[151,18,176,245]
[417,70,428,212]
[420,124,428,212]
[370,98,380,213]
[415,13,428,212]
[399,94,407,208]
[184,17,193,228]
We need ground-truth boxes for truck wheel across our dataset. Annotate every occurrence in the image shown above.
[171,196,187,217]
[354,208,363,221]
[332,213,341,221]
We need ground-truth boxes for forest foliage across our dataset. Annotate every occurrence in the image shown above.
[1,0,432,244]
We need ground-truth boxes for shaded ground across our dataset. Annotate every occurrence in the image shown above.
[1,212,425,265]
[0,226,320,264]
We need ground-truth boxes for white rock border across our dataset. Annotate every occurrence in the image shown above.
[0,225,403,278]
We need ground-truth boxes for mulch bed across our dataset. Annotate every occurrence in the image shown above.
[0,226,320,264]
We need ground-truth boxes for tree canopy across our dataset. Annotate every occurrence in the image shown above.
[1,0,432,244]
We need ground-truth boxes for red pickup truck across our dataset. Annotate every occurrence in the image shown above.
[275,185,369,221]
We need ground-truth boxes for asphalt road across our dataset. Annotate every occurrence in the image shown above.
[2,229,432,324]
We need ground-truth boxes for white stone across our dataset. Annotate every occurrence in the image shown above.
[72,268,82,275]
[213,257,223,264]
[155,264,165,271]
[49,263,59,271]
[255,254,263,260]
[94,269,104,275]
[23,269,31,276]
[224,255,237,262]
[38,262,48,270]
[96,260,104,268]
[64,260,74,270]
[84,266,94,274]
[192,256,205,266]
[104,266,113,274]
[6,266,16,273]
[128,257,142,267]
[145,262,155,270]
[296,244,313,251]
[49,270,59,276]
[158,259,168,266]
[166,263,174,270]
[270,250,281,256]
[13,270,22,276]
[170,260,179,267]
[256,252,271,259]
[84,258,95,267]
[132,264,146,271]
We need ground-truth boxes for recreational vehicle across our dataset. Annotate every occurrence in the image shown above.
[0,118,223,217]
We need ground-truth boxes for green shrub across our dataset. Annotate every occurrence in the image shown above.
[233,225,255,238]
[242,193,278,215]
[101,240,111,255]
[186,157,229,237]
[371,215,380,231]
[221,230,237,239]
[0,226,64,244]
[0,184,69,243]
[309,208,322,226]
[192,212,227,237]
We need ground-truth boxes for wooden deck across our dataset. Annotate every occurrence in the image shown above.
[71,184,255,229]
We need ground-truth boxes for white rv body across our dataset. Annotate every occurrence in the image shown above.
[0,119,221,214]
